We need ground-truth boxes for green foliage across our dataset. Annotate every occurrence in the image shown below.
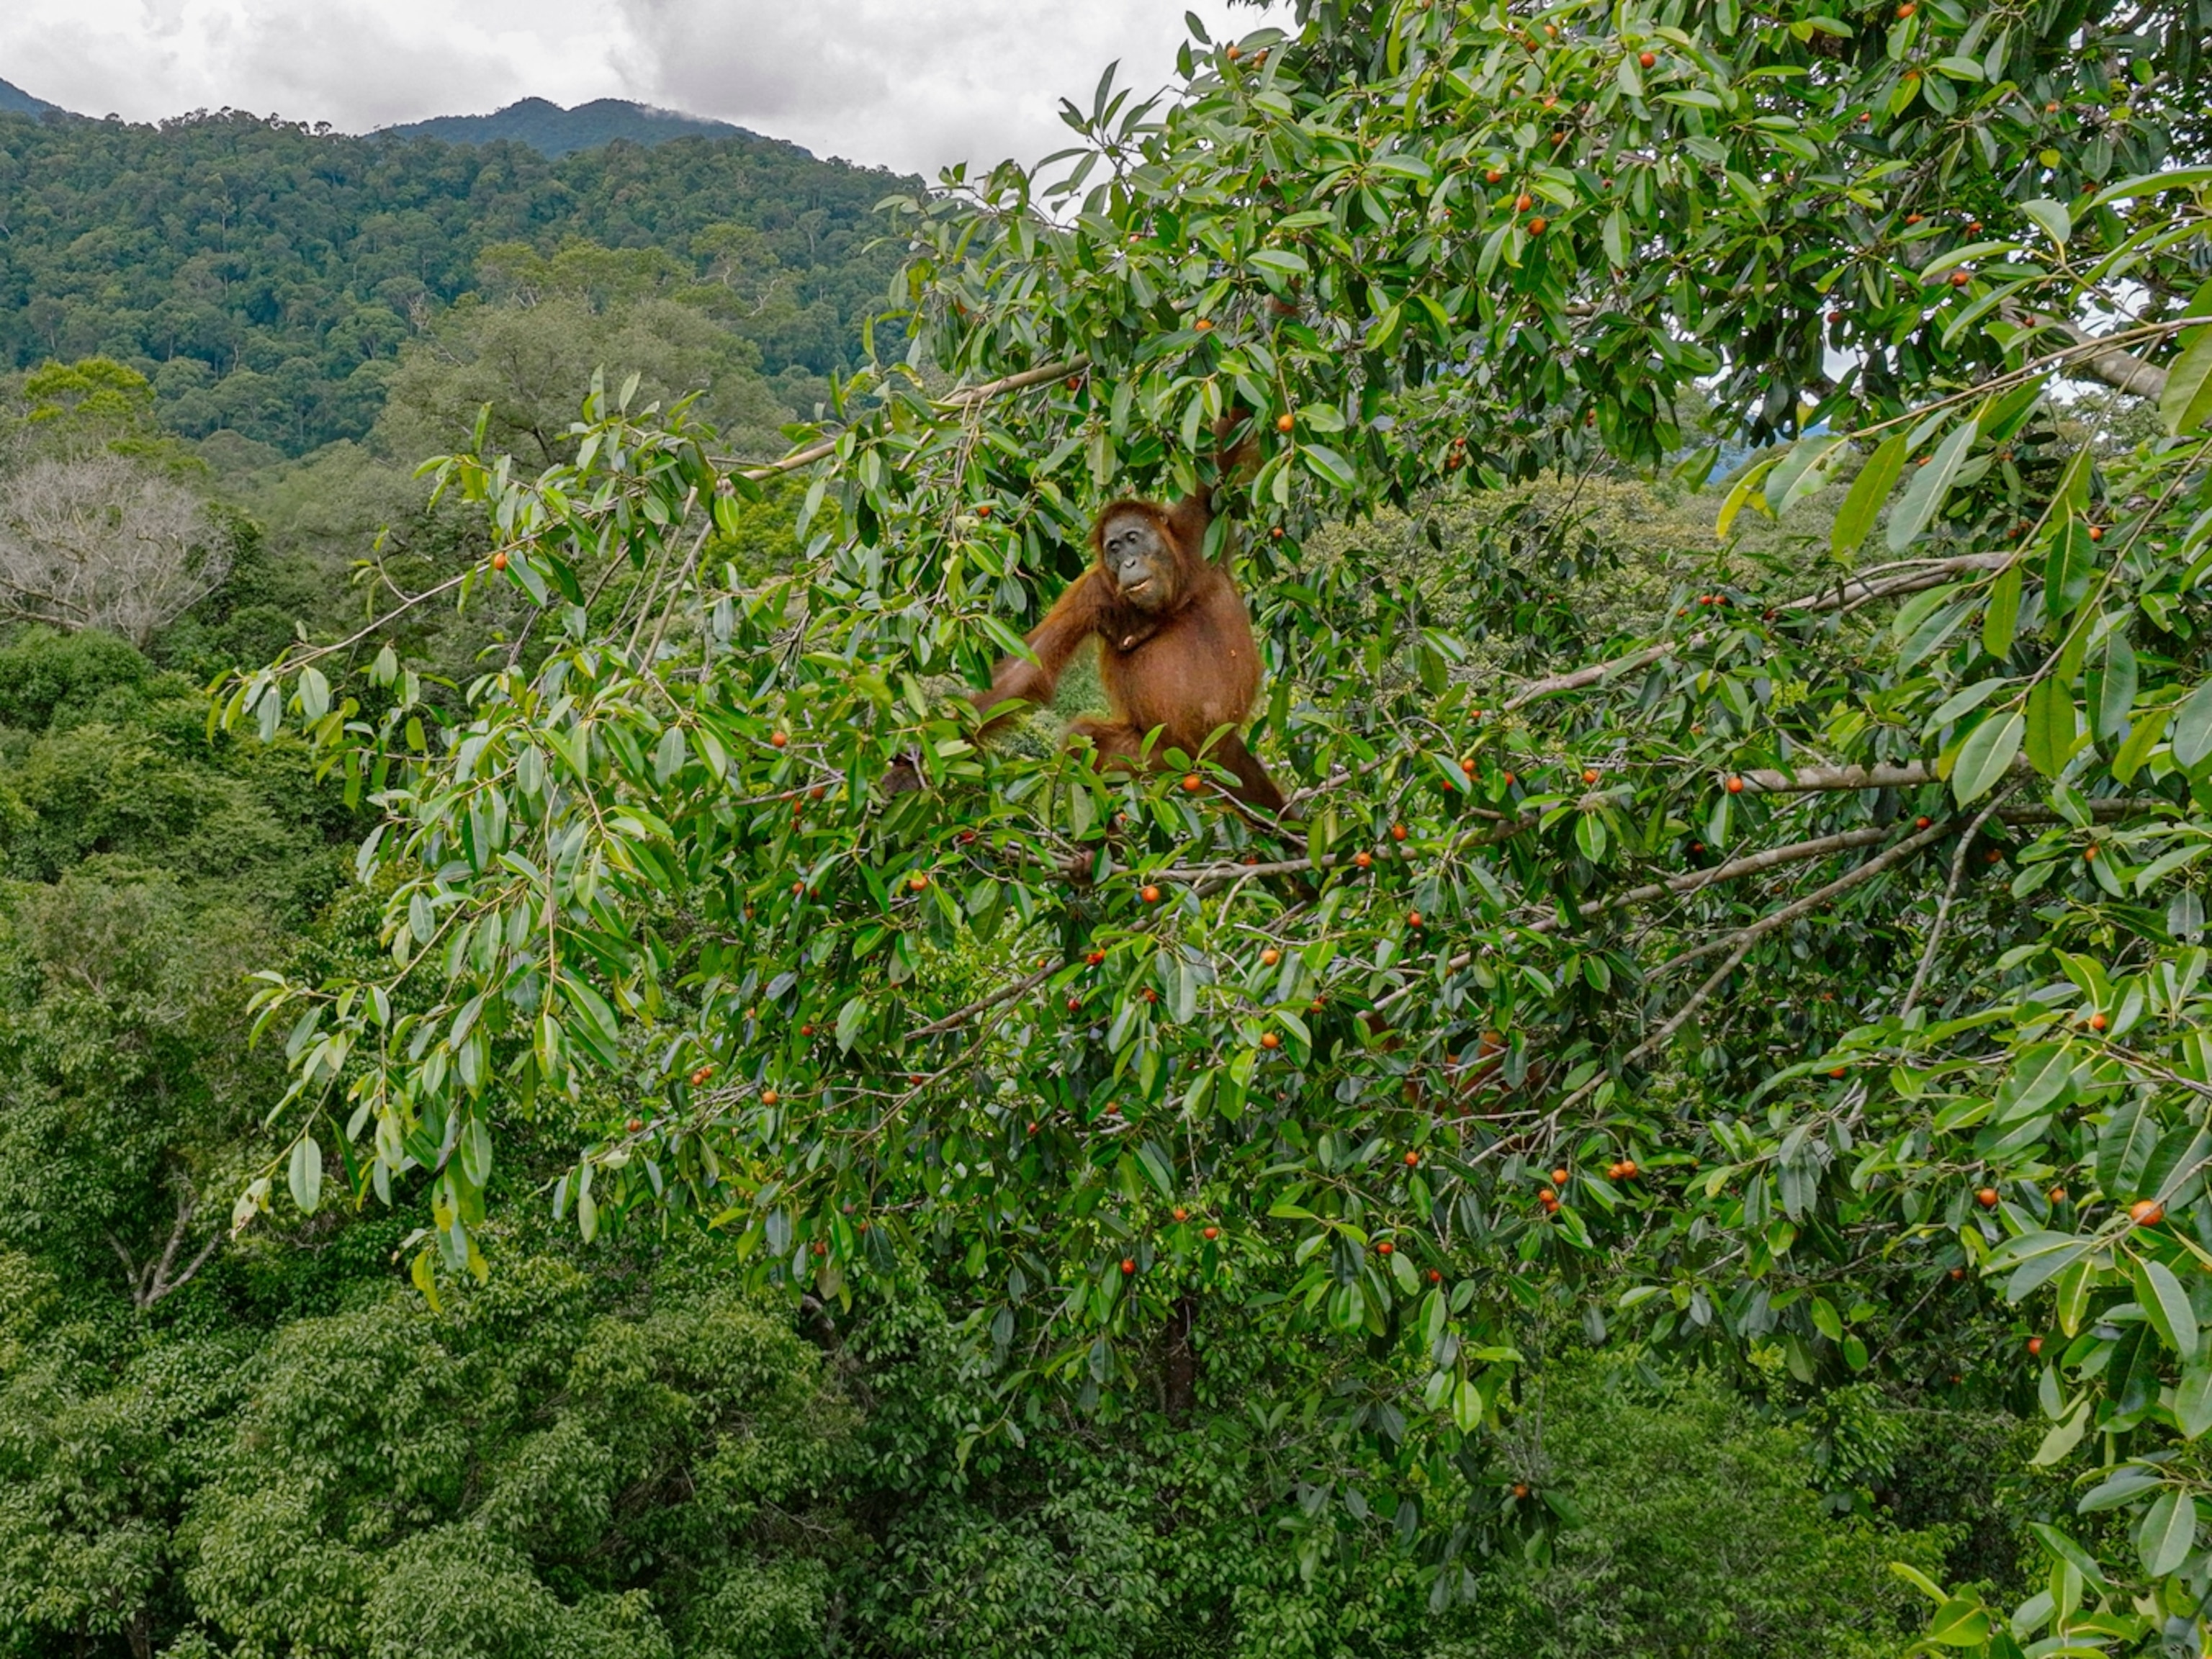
[213,0,2212,1647]
[1457,1364,1952,1659]
[0,112,916,453]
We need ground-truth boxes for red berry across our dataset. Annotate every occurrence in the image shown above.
[1377,1241,1393,1256]
[2131,1200,2164,1226]
[1202,1226,1220,1241]
[1976,1187,1998,1208]
[1725,775,1743,794]
[1121,1258,1136,1274]
[2028,1336,2043,1356]
[1405,1151,1420,1167]
[1638,50,1656,67]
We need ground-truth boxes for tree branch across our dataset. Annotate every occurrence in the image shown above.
[1900,783,2019,1020]
[2008,308,2170,403]
[1535,826,1894,931]
[734,359,1092,482]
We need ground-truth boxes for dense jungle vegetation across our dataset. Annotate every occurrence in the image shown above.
[6,0,2212,1651]
[0,104,915,454]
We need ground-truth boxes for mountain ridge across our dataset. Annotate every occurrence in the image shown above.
[0,76,63,117]
[379,96,756,158]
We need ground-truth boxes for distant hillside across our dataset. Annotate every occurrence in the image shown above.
[0,77,62,117]
[382,97,749,158]
[0,109,920,455]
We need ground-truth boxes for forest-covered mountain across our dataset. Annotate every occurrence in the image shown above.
[382,96,748,156]
[0,106,916,454]
[0,78,58,117]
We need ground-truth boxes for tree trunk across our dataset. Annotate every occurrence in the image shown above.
[1165,1294,1197,1421]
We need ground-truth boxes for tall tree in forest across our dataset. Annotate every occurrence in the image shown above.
[225,0,2212,1643]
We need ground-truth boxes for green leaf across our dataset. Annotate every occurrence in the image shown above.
[1953,711,2023,804]
[1603,207,1631,268]
[1717,454,1779,539]
[2044,522,2096,622]
[1771,436,1846,514]
[2173,680,2212,772]
[1833,433,1907,557]
[1924,1597,1992,1645]
[2098,1098,2159,1192]
[2092,629,2137,743]
[288,1134,323,1215]
[1887,420,1977,552]
[1982,562,2023,658]
[2176,1359,2212,1439]
[1300,444,1356,490]
[2028,1521,2110,1587]
[2137,1490,2196,1577]
[2026,676,2079,777]
[2031,1400,2091,1465]
[2020,197,2071,244]
[2159,326,2212,436]
[2138,1257,2201,1359]
[1891,1561,1951,1605]
[2080,1469,2162,1511]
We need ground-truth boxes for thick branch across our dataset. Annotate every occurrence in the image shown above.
[2009,308,2170,403]
[907,960,1058,1038]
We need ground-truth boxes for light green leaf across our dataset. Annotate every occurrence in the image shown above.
[1717,454,1779,539]
[2159,326,2212,436]
[1953,710,2023,804]
[2137,1258,2200,1359]
[1833,433,1907,557]
[1888,420,1978,552]
[2031,1399,2090,1465]
[1925,1597,1991,1645]
[288,1135,323,1215]
[2138,1490,2196,1577]
[2176,1359,2212,1439]
[2020,198,2071,244]
[2173,680,2212,771]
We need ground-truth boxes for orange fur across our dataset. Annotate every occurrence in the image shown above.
[974,490,1284,812]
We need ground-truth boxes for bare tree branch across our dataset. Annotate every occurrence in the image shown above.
[0,453,230,646]
[107,1184,224,1310]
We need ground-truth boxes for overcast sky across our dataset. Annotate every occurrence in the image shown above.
[1,0,1240,176]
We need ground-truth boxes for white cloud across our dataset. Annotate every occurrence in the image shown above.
[1,0,1236,175]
